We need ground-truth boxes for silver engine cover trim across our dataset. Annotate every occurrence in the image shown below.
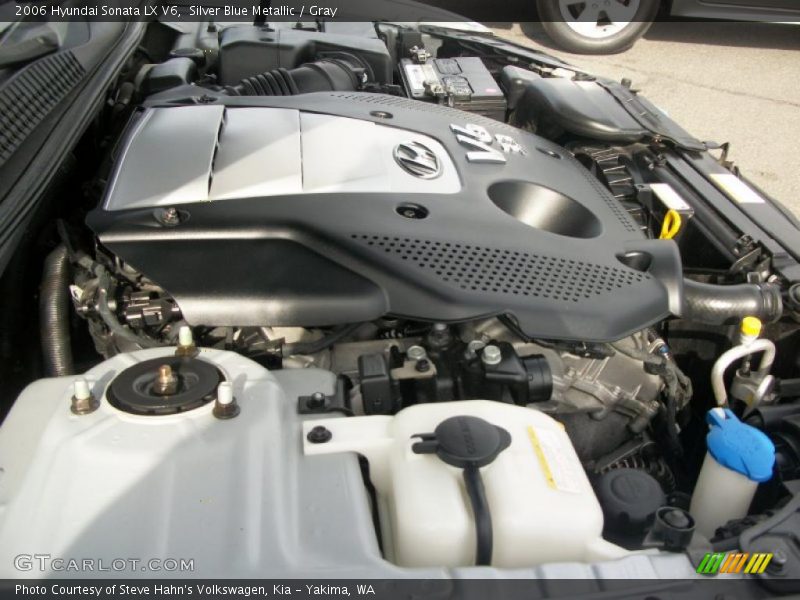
[104,106,461,211]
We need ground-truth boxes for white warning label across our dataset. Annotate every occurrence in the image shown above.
[527,426,582,494]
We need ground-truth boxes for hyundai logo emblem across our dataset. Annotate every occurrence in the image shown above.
[393,141,442,179]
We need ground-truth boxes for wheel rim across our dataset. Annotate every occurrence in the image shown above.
[557,0,641,39]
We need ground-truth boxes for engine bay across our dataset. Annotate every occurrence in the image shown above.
[2,18,800,581]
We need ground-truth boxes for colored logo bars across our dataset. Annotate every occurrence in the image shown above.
[696,552,773,575]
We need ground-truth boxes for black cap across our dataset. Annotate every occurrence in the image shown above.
[651,507,695,551]
[596,469,666,533]
[412,415,511,469]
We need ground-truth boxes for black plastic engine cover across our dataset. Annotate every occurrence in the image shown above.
[87,92,683,341]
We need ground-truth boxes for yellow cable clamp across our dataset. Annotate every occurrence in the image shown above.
[659,209,682,240]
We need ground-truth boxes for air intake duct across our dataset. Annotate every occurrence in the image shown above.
[682,279,783,325]
[231,56,366,97]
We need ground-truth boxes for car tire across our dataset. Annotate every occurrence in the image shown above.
[536,0,660,54]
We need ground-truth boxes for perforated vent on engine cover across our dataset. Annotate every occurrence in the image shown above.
[91,96,682,341]
[351,235,650,304]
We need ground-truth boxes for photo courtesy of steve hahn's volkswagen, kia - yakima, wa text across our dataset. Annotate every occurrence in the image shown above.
[0,0,799,598]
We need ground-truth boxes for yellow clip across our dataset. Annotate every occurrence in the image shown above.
[660,209,682,240]
[741,316,762,338]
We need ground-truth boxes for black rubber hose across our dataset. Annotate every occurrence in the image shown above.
[463,465,493,566]
[40,244,74,377]
[745,402,800,429]
[281,323,362,357]
[233,59,362,97]
[682,279,783,326]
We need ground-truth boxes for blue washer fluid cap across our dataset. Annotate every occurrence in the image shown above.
[706,408,775,483]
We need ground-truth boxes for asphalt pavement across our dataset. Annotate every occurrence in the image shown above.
[426,1,800,215]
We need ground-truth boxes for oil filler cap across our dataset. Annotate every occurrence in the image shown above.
[107,356,222,416]
[412,415,511,468]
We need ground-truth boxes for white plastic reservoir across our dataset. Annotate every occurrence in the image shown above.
[303,400,627,568]
[690,407,775,539]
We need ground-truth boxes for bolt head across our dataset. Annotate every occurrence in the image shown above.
[153,364,179,396]
[768,548,788,573]
[308,392,326,409]
[213,388,240,419]
[157,207,181,227]
[407,345,427,361]
[70,383,99,415]
[213,405,240,419]
[415,359,431,373]
[482,345,502,366]
[307,425,332,444]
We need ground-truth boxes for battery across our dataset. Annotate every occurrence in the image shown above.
[399,57,507,122]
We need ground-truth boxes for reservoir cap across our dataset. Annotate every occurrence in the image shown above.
[706,408,775,482]
[596,468,665,533]
[412,415,511,469]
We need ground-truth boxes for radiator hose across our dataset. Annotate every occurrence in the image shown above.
[40,244,74,377]
[682,279,783,325]
[232,57,365,97]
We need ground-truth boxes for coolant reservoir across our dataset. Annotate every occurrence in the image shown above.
[303,400,627,568]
